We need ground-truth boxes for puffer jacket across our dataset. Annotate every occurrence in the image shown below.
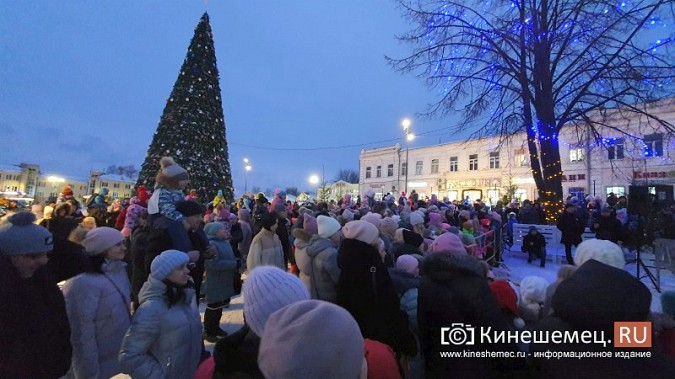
[247,229,285,271]
[119,276,202,379]
[62,260,131,379]
[419,253,520,378]
[293,229,341,302]
[205,237,238,304]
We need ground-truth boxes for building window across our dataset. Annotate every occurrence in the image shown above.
[489,152,500,169]
[401,162,407,176]
[376,166,382,178]
[102,182,109,187]
[643,133,663,157]
[449,157,458,172]
[113,183,120,188]
[606,186,625,197]
[469,154,478,171]
[431,159,439,174]
[515,148,529,166]
[126,184,131,189]
[415,161,423,175]
[569,146,584,162]
[387,164,394,177]
[608,138,625,160]
[365,167,371,179]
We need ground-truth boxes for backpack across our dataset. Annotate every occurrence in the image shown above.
[85,193,99,209]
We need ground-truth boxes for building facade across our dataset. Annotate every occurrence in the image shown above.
[360,101,675,203]
[0,164,135,204]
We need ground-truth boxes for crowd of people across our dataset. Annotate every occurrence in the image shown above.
[1,156,675,378]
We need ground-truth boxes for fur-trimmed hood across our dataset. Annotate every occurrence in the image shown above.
[421,252,485,283]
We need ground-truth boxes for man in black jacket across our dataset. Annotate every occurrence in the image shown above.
[522,225,547,267]
[0,212,72,378]
[557,203,585,265]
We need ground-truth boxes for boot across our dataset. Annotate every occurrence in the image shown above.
[203,307,226,342]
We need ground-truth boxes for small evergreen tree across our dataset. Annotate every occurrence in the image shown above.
[137,12,233,203]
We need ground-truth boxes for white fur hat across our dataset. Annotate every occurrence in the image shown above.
[573,239,625,269]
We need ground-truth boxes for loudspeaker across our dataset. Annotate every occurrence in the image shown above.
[629,186,651,216]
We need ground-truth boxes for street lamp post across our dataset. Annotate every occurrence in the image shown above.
[402,118,414,195]
[309,175,320,201]
[243,158,252,193]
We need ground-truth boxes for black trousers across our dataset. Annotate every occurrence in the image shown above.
[204,299,230,334]
[564,243,576,265]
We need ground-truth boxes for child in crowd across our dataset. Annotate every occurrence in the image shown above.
[147,156,192,252]
[203,222,240,342]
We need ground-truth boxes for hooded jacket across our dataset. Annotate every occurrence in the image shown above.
[530,260,675,378]
[418,253,518,378]
[247,229,285,271]
[293,229,341,302]
[62,260,131,379]
[205,235,238,304]
[119,276,202,379]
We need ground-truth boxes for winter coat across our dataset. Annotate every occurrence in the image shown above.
[388,269,420,333]
[62,260,131,379]
[557,212,584,245]
[247,228,285,271]
[45,237,91,282]
[49,205,78,241]
[124,197,148,233]
[212,325,263,378]
[205,236,238,304]
[238,220,253,258]
[130,223,151,305]
[293,229,341,302]
[337,238,417,356]
[0,258,72,378]
[147,185,185,222]
[119,276,202,379]
[418,253,519,378]
[276,217,291,263]
[517,206,540,224]
[530,260,675,378]
[522,232,546,255]
[591,214,623,243]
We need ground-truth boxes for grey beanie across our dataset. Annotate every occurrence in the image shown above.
[150,250,189,280]
[0,212,53,256]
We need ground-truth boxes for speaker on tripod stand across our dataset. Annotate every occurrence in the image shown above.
[628,185,674,292]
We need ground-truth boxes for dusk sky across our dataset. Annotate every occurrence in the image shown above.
[0,0,466,194]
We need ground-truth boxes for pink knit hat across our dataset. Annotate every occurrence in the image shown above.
[361,213,382,227]
[342,220,380,245]
[430,232,467,255]
[303,214,319,235]
[395,255,419,275]
[429,213,442,226]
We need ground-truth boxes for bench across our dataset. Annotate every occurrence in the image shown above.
[508,224,596,264]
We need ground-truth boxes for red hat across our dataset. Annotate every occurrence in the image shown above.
[62,187,73,196]
[136,186,151,204]
[489,280,519,317]
[364,339,401,379]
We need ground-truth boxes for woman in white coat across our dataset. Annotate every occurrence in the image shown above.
[62,227,131,379]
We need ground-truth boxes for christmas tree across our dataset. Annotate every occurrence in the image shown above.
[137,12,233,203]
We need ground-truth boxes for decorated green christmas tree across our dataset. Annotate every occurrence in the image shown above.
[137,12,233,203]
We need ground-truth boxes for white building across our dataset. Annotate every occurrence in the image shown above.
[360,101,675,203]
